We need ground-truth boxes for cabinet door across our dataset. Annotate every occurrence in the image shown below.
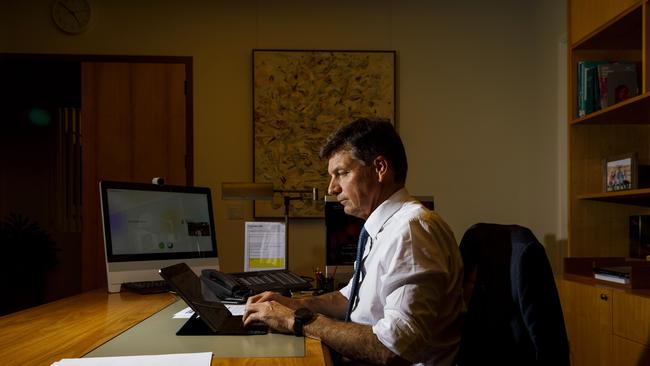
[612,291,650,364]
[613,335,650,365]
[80,62,188,290]
[558,279,613,366]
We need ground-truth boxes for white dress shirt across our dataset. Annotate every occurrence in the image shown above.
[339,188,464,365]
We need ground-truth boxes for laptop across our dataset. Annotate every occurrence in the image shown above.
[159,262,268,335]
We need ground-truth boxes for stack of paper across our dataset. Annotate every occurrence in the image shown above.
[52,352,212,366]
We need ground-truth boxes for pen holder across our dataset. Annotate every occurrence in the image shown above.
[322,277,335,293]
[315,271,335,293]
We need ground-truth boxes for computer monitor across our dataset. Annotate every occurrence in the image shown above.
[324,198,364,266]
[100,180,219,293]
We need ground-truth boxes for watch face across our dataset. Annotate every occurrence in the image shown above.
[52,0,91,34]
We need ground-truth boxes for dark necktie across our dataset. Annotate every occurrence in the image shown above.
[345,227,369,322]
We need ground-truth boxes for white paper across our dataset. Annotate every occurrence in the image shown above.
[225,304,246,316]
[244,221,286,271]
[51,352,211,366]
[173,307,195,318]
[173,305,244,318]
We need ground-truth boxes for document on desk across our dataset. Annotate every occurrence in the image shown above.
[244,221,286,271]
[51,352,211,366]
[174,304,245,318]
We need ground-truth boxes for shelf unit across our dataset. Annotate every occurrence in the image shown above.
[569,0,650,258]
[565,2,650,364]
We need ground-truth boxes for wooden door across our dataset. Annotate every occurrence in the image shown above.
[81,62,189,290]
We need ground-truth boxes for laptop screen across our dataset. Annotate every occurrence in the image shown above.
[159,262,268,335]
[159,262,231,332]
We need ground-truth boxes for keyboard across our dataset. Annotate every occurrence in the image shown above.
[121,280,171,294]
[231,270,312,294]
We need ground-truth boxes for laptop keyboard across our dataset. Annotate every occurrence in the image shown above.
[122,280,171,294]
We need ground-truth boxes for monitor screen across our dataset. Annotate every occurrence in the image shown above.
[100,180,219,292]
[325,199,364,266]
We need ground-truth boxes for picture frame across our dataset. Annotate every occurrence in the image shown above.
[253,49,396,218]
[604,153,637,192]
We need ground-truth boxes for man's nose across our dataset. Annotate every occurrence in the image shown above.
[327,179,340,196]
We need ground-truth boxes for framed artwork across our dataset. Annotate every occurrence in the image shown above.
[253,49,396,218]
[604,153,637,192]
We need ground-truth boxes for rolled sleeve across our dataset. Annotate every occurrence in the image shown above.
[372,273,458,363]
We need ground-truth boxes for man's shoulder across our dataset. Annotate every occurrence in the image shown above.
[395,200,444,223]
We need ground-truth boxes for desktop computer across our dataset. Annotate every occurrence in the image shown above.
[100,180,220,293]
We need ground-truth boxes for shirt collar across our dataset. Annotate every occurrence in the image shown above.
[363,187,411,239]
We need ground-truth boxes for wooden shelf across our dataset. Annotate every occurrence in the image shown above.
[570,92,650,125]
[572,3,642,50]
[578,188,650,206]
[564,256,650,289]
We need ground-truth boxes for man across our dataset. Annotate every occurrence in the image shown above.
[243,118,464,365]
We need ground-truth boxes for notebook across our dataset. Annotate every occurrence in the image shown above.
[158,262,267,335]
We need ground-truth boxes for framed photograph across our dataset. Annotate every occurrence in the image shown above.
[253,49,396,218]
[604,153,637,192]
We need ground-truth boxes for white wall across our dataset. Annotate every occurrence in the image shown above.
[1,0,567,276]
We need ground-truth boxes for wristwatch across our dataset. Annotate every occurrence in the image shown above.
[293,308,316,336]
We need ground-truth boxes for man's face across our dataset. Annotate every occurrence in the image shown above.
[327,150,379,219]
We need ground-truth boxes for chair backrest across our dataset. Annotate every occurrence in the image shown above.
[457,223,569,366]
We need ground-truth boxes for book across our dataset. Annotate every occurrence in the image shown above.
[577,60,608,117]
[593,266,631,284]
[597,62,639,109]
[594,273,630,284]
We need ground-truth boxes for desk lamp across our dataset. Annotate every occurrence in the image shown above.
[221,182,318,270]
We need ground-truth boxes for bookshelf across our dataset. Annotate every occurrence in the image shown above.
[568,1,650,258]
[562,2,650,365]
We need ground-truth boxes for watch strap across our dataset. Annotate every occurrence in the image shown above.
[293,308,315,337]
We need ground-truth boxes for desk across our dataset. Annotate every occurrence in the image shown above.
[0,289,332,366]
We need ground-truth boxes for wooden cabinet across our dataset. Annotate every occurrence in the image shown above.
[564,2,650,364]
[558,278,613,365]
[558,0,650,365]
[558,277,650,365]
[568,2,650,257]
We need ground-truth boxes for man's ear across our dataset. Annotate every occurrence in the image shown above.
[374,156,389,182]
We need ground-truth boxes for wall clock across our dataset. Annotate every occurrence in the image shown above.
[52,0,91,35]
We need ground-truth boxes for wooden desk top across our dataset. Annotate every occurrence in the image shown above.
[0,290,331,366]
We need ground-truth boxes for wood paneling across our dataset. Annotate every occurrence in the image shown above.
[570,0,640,45]
[81,62,188,290]
[613,291,650,345]
[612,335,650,366]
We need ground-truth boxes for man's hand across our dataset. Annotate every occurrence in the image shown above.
[242,299,295,333]
[246,291,302,310]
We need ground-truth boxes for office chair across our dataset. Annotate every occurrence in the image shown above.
[456,223,569,366]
